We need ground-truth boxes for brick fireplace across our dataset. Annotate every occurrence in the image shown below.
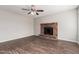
[40,23,58,40]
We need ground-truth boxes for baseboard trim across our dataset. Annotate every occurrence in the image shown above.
[0,35,34,43]
[77,42,79,45]
[58,38,77,43]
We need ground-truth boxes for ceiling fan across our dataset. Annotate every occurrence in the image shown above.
[22,5,44,15]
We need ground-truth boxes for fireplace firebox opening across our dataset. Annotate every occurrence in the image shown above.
[44,27,53,35]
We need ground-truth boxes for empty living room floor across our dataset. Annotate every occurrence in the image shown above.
[0,36,79,54]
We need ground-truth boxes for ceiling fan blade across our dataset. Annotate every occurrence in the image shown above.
[28,12,31,14]
[36,12,39,15]
[22,8,29,11]
[37,10,44,12]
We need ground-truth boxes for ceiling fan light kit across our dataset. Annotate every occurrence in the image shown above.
[30,11,35,15]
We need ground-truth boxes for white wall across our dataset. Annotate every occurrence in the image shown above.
[35,9,77,42]
[0,10,34,42]
[78,7,79,44]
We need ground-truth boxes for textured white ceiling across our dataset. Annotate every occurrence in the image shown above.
[0,5,77,18]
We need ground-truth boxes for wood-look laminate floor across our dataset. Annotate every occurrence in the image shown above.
[0,36,79,54]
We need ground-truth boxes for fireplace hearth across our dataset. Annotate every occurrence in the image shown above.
[40,23,58,40]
